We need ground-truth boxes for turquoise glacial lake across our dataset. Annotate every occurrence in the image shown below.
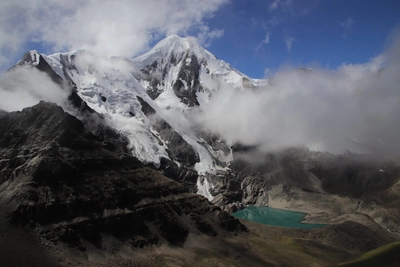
[232,206,327,229]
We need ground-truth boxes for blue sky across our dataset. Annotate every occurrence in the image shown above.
[203,0,400,78]
[1,0,400,79]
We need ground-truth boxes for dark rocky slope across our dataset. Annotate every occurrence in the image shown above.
[0,102,246,266]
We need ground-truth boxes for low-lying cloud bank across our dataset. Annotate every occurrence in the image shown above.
[196,33,400,159]
[0,66,68,112]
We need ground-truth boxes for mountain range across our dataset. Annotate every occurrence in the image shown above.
[1,35,400,266]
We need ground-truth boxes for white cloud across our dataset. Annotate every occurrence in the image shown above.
[269,0,281,11]
[285,36,295,52]
[262,33,271,45]
[269,0,293,13]
[340,17,355,38]
[0,0,227,69]
[0,66,68,112]
[255,32,271,53]
[268,0,315,20]
[188,26,224,48]
[194,33,400,159]
[263,67,274,78]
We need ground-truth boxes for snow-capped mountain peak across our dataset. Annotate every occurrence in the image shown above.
[132,35,264,110]
[13,35,268,201]
[135,35,216,64]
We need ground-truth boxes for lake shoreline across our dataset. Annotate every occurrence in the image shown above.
[232,206,328,229]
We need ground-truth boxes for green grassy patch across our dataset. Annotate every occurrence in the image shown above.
[248,235,324,267]
[337,241,400,267]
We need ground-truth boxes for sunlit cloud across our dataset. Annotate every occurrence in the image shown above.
[194,34,400,159]
[0,0,227,69]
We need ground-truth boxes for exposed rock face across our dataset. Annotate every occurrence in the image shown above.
[0,102,245,255]
[172,53,202,106]
[139,52,203,107]
[139,60,163,100]
[152,117,199,168]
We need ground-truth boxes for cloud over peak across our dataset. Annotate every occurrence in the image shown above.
[0,0,227,69]
[195,33,400,158]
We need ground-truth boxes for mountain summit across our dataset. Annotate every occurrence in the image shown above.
[132,35,263,107]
